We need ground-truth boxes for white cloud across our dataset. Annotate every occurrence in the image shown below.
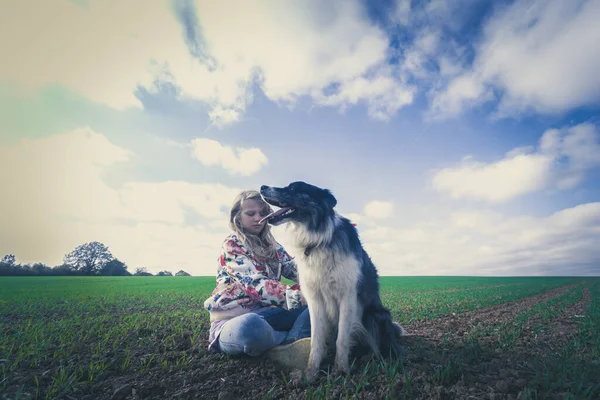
[316,70,415,121]
[359,203,600,276]
[1,0,166,110]
[0,127,132,223]
[190,138,268,176]
[0,128,241,275]
[539,124,600,189]
[401,29,441,80]
[431,0,600,118]
[343,213,366,225]
[430,74,489,118]
[118,181,243,223]
[1,0,415,124]
[190,0,414,121]
[207,106,241,128]
[393,0,412,26]
[433,153,553,202]
[364,200,394,219]
[432,123,600,202]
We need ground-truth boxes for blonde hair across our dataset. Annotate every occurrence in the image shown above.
[230,190,280,274]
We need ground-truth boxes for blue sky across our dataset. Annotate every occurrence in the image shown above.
[1,0,599,276]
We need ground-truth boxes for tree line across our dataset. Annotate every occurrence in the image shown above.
[0,242,191,277]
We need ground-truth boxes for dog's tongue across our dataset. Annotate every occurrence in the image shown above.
[259,207,292,224]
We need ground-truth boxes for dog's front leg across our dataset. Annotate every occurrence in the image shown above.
[334,294,358,375]
[304,295,329,383]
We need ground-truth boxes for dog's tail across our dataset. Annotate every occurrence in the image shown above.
[360,305,406,359]
[393,321,408,336]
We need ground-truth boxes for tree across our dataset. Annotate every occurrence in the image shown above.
[175,270,191,276]
[52,264,77,276]
[157,270,173,276]
[99,259,131,276]
[0,254,19,276]
[63,242,114,275]
[30,263,52,276]
[134,267,153,276]
[1,254,16,266]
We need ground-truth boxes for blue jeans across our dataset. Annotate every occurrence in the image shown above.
[218,305,311,356]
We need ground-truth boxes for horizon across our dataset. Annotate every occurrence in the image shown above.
[1,0,600,277]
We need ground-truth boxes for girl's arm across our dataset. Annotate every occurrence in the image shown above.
[278,246,304,309]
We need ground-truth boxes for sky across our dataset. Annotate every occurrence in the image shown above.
[1,0,600,276]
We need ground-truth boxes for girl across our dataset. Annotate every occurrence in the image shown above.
[204,190,311,368]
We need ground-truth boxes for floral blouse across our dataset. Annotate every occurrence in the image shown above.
[203,234,305,322]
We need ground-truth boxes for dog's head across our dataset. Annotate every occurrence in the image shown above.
[259,181,337,226]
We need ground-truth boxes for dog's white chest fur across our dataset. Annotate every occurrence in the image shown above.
[296,247,361,323]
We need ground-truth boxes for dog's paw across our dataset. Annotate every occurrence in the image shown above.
[289,367,319,388]
[333,361,350,377]
[304,366,319,385]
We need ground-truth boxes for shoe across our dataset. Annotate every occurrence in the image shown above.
[264,337,311,370]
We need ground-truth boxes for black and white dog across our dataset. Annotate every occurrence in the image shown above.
[260,181,405,383]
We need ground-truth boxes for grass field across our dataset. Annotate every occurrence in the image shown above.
[1,276,599,399]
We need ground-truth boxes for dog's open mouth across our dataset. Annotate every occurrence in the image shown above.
[260,198,296,225]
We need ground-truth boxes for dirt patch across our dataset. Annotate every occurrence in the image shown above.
[404,284,576,339]
[398,283,595,400]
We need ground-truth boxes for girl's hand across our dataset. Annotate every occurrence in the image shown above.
[285,283,305,309]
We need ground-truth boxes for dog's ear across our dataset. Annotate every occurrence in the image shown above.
[323,189,337,209]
